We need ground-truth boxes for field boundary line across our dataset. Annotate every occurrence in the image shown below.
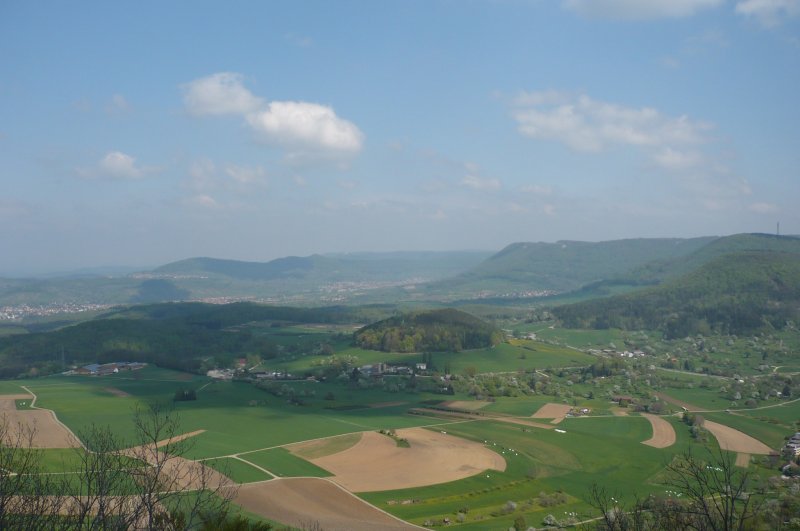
[315,476,428,530]
[20,385,86,450]
[230,455,277,479]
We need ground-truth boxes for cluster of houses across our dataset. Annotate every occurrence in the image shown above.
[784,432,800,457]
[358,362,428,377]
[589,348,647,358]
[70,361,147,376]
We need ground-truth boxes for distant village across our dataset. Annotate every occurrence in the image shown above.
[66,361,147,376]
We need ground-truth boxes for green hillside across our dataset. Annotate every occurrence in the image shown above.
[354,308,503,352]
[552,250,800,338]
[0,302,381,378]
[423,237,716,297]
[623,233,800,284]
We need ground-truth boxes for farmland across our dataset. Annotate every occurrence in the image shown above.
[2,316,798,530]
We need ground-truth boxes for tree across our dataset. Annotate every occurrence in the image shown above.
[125,403,234,529]
[590,449,761,531]
[0,416,64,530]
[2,404,235,529]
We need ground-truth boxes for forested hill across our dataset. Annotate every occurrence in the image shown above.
[423,237,716,296]
[0,302,385,379]
[552,250,800,338]
[621,233,800,284]
[354,308,503,353]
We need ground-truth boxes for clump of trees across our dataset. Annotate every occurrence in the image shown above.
[354,308,503,353]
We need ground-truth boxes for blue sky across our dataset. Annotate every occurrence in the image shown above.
[1,0,798,274]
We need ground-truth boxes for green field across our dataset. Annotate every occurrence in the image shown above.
[239,448,332,478]
[3,331,798,530]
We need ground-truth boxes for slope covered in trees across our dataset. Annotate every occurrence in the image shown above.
[552,250,800,338]
[0,302,380,378]
[354,308,503,352]
[424,237,716,296]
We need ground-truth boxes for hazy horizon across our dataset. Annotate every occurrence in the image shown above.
[2,1,797,274]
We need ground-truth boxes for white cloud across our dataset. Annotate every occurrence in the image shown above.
[461,174,501,190]
[512,91,711,154]
[78,151,154,180]
[246,101,363,153]
[735,0,800,26]
[563,0,723,19]
[182,72,263,116]
[748,201,780,213]
[182,72,364,156]
[100,151,142,178]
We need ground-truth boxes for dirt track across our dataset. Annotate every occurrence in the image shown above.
[234,478,418,531]
[0,395,80,448]
[702,420,772,454]
[532,403,572,424]
[640,414,676,448]
[311,428,505,492]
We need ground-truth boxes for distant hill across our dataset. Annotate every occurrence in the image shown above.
[354,308,503,352]
[622,233,800,284]
[552,249,800,338]
[154,251,492,283]
[423,237,717,297]
[0,251,492,309]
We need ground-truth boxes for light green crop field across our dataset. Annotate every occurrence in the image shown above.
[203,457,272,484]
[239,448,332,478]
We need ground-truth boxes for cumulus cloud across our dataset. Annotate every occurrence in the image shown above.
[563,0,723,19]
[246,101,363,153]
[182,72,263,116]
[79,151,155,180]
[182,72,364,155]
[735,0,800,26]
[512,91,711,154]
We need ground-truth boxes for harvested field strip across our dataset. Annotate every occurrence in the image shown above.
[440,400,490,411]
[531,403,572,422]
[610,407,629,416]
[702,420,772,455]
[735,453,751,468]
[233,478,419,531]
[311,428,505,492]
[287,432,363,459]
[0,395,81,449]
[640,414,676,448]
